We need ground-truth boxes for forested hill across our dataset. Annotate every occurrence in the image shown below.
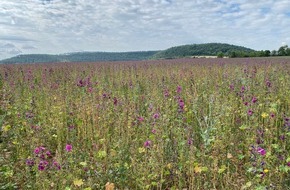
[0,51,159,64]
[152,43,255,59]
[0,43,257,64]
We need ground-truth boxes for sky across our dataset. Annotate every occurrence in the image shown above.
[0,0,290,60]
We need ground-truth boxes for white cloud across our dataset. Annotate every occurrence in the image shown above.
[0,0,290,59]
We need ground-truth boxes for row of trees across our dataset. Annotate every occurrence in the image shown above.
[218,45,290,58]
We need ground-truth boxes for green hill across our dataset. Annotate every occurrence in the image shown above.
[0,43,257,64]
[152,43,255,59]
[0,51,159,64]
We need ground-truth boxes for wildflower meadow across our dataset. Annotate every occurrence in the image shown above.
[0,58,290,189]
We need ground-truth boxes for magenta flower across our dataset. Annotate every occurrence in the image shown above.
[151,129,157,134]
[247,109,253,116]
[252,97,258,103]
[53,161,61,170]
[164,89,169,97]
[187,139,193,145]
[176,85,182,93]
[257,147,266,156]
[287,162,290,167]
[144,140,152,148]
[65,144,72,152]
[34,147,40,154]
[46,151,51,157]
[137,116,144,122]
[153,113,160,119]
[38,160,49,171]
[26,159,35,167]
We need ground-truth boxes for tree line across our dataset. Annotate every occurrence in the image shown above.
[221,45,290,58]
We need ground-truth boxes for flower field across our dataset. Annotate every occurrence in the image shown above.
[0,58,290,189]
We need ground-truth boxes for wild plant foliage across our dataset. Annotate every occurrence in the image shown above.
[0,58,290,189]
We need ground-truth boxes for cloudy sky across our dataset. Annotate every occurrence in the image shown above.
[0,0,290,59]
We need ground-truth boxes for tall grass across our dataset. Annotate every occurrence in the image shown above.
[0,58,290,189]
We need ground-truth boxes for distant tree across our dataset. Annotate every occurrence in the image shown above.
[229,51,237,58]
[271,50,277,56]
[286,47,290,56]
[278,45,288,56]
[217,52,224,58]
[264,50,271,57]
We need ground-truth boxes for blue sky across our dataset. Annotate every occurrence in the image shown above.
[0,0,290,59]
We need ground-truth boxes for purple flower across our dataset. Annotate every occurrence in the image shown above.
[34,147,40,154]
[53,161,61,170]
[46,151,51,157]
[287,162,290,167]
[280,135,285,141]
[164,89,169,97]
[187,139,193,145]
[38,160,49,171]
[247,109,253,116]
[178,99,185,109]
[65,144,72,152]
[137,116,144,122]
[252,97,258,103]
[153,113,160,119]
[257,147,266,156]
[266,80,271,87]
[87,87,93,93]
[144,140,152,148]
[270,113,275,118]
[176,86,182,93]
[68,125,75,130]
[113,97,118,105]
[151,129,157,134]
[26,159,35,167]
[229,84,234,91]
[241,86,246,93]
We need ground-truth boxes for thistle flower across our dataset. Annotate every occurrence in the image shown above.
[34,147,41,154]
[65,144,72,152]
[187,139,193,145]
[144,140,152,148]
[153,113,160,119]
[247,109,253,116]
[176,85,182,93]
[257,147,266,156]
[53,161,61,170]
[38,160,49,171]
[252,97,258,103]
[26,159,35,167]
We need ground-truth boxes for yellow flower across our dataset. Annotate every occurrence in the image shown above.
[261,112,269,118]
[73,179,84,187]
[264,169,269,173]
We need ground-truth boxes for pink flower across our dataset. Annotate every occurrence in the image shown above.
[34,147,40,154]
[153,113,160,119]
[144,140,152,148]
[137,116,144,122]
[257,147,266,156]
[65,144,72,152]
[247,109,253,116]
[176,85,182,93]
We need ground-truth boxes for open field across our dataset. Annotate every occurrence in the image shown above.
[0,58,290,189]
